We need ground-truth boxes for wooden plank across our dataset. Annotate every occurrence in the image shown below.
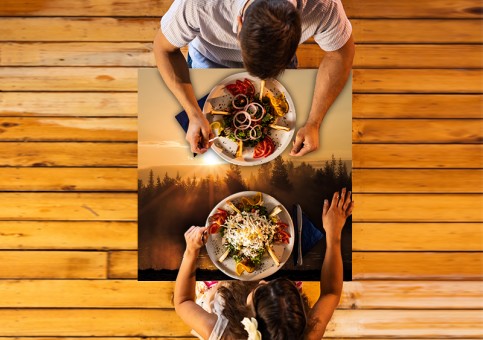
[353,252,482,280]
[3,68,481,93]
[109,251,137,279]
[0,251,107,279]
[353,194,483,222]
[3,43,482,69]
[353,223,482,251]
[0,193,136,221]
[353,119,483,143]
[0,309,190,337]
[352,169,483,193]
[1,280,481,309]
[353,69,483,93]
[0,309,479,337]
[0,221,137,249]
[0,142,136,167]
[0,92,137,117]
[0,117,137,141]
[0,42,154,67]
[0,0,481,18]
[298,44,483,69]
[353,94,483,119]
[352,19,483,43]
[0,18,160,42]
[0,67,138,91]
[353,145,483,168]
[0,0,172,16]
[1,18,481,43]
[0,168,137,191]
[344,0,483,18]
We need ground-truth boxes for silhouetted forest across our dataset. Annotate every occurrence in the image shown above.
[138,155,351,271]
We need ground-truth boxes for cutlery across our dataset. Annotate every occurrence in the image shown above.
[296,204,303,266]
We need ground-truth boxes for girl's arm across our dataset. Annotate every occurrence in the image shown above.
[305,189,353,340]
[174,226,217,339]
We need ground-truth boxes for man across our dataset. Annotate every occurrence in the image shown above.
[154,0,354,156]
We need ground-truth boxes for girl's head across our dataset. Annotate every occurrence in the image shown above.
[249,278,308,339]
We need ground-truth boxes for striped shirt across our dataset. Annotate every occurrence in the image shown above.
[161,0,352,68]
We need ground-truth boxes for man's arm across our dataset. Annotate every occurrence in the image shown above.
[290,35,354,157]
[305,189,353,339]
[153,30,213,153]
[174,226,217,338]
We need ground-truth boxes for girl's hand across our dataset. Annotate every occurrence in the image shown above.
[322,188,353,240]
[184,225,209,255]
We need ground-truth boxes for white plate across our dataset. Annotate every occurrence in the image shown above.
[205,191,294,281]
[203,72,296,166]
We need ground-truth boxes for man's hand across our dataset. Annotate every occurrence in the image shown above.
[289,122,319,157]
[322,188,353,240]
[186,114,214,154]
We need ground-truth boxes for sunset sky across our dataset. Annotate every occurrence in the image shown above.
[138,69,352,169]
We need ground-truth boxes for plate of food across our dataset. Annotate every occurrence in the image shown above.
[205,191,294,281]
[203,72,296,166]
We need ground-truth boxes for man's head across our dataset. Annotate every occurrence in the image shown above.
[239,0,301,79]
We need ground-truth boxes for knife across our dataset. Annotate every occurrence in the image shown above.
[296,204,303,266]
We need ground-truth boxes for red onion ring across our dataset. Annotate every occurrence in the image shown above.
[249,125,262,140]
[244,102,265,122]
[233,111,251,129]
[232,94,248,109]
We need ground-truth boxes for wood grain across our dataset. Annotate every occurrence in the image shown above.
[0,309,479,337]
[0,251,107,279]
[353,223,483,251]
[353,94,483,118]
[299,44,483,69]
[1,0,482,18]
[0,142,136,167]
[3,43,482,69]
[352,169,483,193]
[2,18,481,43]
[353,144,483,168]
[0,168,137,191]
[0,221,137,249]
[1,280,481,309]
[0,67,138,91]
[109,250,137,279]
[353,69,483,93]
[353,119,483,143]
[352,19,483,43]
[353,252,482,280]
[353,194,483,222]
[0,117,137,141]
[0,193,136,221]
[0,92,137,117]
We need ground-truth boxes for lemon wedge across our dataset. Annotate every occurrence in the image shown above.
[210,121,223,135]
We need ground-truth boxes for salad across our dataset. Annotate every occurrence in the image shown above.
[210,78,290,159]
[208,192,291,276]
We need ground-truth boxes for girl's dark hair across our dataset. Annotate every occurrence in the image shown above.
[253,278,309,339]
[217,281,258,339]
[240,0,301,79]
[217,279,309,339]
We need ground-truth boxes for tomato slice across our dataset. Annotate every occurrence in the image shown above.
[243,79,255,96]
[253,139,267,158]
[225,84,239,96]
[209,223,221,234]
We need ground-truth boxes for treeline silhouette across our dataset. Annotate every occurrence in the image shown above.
[138,155,351,270]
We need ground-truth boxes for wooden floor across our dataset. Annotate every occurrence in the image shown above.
[0,0,482,338]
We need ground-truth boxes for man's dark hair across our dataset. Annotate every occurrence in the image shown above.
[240,0,301,79]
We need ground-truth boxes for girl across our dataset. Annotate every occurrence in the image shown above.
[174,188,353,339]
